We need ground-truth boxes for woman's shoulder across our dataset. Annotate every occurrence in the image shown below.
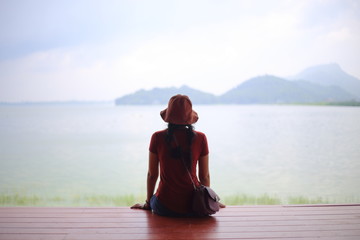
[152,129,206,138]
[194,130,207,138]
[152,129,167,136]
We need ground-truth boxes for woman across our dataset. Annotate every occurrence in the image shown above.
[131,94,224,216]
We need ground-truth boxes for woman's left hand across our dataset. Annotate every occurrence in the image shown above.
[131,202,151,210]
[219,202,226,208]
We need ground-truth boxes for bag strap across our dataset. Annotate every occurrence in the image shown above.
[173,136,197,190]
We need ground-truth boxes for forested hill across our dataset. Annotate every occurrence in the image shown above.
[115,85,217,105]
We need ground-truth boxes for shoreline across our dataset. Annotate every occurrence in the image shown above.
[1,193,358,207]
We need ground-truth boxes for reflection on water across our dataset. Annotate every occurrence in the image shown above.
[0,104,359,203]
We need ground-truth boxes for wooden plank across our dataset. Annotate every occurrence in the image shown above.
[4,229,357,240]
[1,221,359,231]
[1,205,360,218]
[1,223,360,234]
[0,205,359,240]
[2,204,359,212]
[0,234,66,240]
[2,207,360,215]
[2,208,360,218]
[61,230,360,240]
[0,235,350,240]
[1,215,358,225]
[1,219,359,230]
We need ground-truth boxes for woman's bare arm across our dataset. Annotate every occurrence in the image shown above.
[198,154,210,186]
[146,151,159,202]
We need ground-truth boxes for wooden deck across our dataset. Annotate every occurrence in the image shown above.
[0,204,360,240]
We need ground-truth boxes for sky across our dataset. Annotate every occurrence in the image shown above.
[0,0,359,102]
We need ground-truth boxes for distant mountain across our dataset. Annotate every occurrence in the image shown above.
[115,63,359,105]
[219,75,354,104]
[292,63,360,99]
[115,85,217,105]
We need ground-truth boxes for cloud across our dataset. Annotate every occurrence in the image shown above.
[113,13,299,93]
[1,0,359,101]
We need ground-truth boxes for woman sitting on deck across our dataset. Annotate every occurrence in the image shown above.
[131,94,225,217]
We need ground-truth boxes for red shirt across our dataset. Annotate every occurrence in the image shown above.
[149,128,209,214]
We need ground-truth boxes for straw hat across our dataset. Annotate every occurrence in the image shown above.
[160,95,198,125]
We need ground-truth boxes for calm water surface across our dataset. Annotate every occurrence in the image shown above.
[0,104,359,202]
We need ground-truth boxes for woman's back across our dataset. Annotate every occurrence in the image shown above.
[149,128,209,214]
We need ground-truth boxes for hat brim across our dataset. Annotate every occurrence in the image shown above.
[160,108,198,125]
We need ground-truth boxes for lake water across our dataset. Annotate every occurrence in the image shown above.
[1,104,360,203]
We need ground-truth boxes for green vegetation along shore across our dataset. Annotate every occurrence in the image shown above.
[292,101,360,107]
[1,193,358,207]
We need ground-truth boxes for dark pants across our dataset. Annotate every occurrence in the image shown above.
[150,195,191,217]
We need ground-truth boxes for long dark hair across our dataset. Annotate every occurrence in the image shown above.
[166,123,196,170]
